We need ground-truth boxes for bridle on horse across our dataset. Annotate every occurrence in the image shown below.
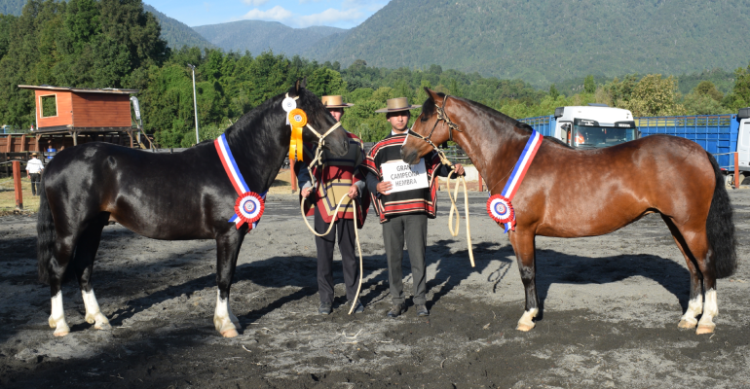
[407,94,462,162]
[406,94,476,267]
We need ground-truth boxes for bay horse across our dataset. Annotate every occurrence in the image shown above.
[37,82,350,338]
[401,89,737,335]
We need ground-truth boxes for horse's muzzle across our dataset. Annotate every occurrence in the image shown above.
[326,139,349,157]
[400,147,419,165]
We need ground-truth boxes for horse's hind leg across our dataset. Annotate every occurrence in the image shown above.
[663,216,717,334]
[510,231,539,331]
[662,216,704,329]
[72,214,111,331]
[213,230,245,338]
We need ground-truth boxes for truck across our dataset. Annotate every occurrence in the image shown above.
[519,104,638,149]
[636,108,750,185]
[521,106,750,185]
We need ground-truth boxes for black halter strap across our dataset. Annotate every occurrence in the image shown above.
[407,95,461,149]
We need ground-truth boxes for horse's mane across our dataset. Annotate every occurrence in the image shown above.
[422,93,572,149]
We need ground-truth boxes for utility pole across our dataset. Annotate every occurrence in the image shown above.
[188,64,199,144]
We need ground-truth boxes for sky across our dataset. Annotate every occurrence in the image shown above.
[145,0,390,29]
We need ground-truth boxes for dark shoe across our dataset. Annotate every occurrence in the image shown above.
[387,303,406,318]
[416,304,429,317]
[349,300,364,313]
[318,302,332,315]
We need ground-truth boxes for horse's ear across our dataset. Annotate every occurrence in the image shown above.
[425,88,441,101]
[295,80,301,93]
[300,77,307,89]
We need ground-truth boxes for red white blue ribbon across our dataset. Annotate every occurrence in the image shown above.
[215,134,267,230]
[487,130,543,233]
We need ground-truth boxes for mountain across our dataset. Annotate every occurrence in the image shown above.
[142,4,214,50]
[305,0,750,87]
[0,1,214,50]
[193,20,347,56]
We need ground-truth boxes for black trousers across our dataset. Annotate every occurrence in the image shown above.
[382,213,428,305]
[314,206,359,304]
[29,173,41,196]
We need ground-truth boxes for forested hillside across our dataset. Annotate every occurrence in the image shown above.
[142,4,214,50]
[0,0,214,49]
[307,0,750,87]
[193,20,344,57]
[0,0,748,149]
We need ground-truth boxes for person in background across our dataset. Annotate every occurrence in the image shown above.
[297,95,370,315]
[363,97,464,318]
[26,152,44,196]
[46,142,56,161]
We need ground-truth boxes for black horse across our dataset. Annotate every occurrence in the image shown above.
[37,82,349,338]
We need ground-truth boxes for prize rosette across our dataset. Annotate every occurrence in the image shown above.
[288,109,307,161]
[234,192,265,226]
[487,194,515,224]
[289,109,307,128]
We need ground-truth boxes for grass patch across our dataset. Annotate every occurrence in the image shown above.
[0,177,40,213]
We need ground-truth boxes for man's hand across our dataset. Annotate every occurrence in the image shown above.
[453,163,465,176]
[348,185,359,199]
[377,181,393,195]
[301,187,312,198]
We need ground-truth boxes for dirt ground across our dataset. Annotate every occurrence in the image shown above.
[1,190,749,389]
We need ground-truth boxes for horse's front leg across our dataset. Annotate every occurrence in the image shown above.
[213,229,246,338]
[509,230,539,332]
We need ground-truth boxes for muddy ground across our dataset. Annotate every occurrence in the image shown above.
[1,190,749,389]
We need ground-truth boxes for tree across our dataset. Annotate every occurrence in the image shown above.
[549,84,559,99]
[619,75,685,117]
[584,75,596,94]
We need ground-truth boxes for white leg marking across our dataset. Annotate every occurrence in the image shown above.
[678,296,702,329]
[516,308,539,332]
[697,289,718,335]
[49,291,70,337]
[213,289,239,338]
[82,289,111,330]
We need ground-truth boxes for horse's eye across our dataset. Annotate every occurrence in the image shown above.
[420,114,428,122]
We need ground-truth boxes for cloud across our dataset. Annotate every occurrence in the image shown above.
[243,0,270,5]
[297,8,363,27]
[240,0,389,28]
[241,6,293,22]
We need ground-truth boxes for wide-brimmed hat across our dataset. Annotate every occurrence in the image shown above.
[321,95,354,108]
[31,152,37,156]
[375,97,421,113]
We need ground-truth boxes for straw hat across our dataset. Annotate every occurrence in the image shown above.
[31,152,37,157]
[375,97,421,113]
[321,95,354,108]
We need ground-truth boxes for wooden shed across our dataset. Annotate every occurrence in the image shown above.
[17,85,142,148]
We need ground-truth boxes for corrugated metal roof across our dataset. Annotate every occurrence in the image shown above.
[17,85,138,94]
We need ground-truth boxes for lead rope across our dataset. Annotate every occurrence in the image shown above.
[297,119,363,315]
[431,151,476,268]
[300,193,364,315]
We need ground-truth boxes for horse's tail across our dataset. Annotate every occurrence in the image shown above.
[37,176,55,284]
[705,151,737,278]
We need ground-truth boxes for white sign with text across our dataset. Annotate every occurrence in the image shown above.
[381,158,429,194]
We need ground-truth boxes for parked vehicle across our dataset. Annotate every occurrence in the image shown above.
[519,104,638,149]
[637,108,750,184]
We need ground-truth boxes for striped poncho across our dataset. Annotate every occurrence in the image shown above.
[299,131,370,227]
[364,133,445,223]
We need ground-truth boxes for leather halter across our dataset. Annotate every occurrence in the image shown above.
[407,95,461,153]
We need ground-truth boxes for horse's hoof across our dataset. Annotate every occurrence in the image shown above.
[678,319,697,329]
[696,324,715,335]
[221,329,238,338]
[95,322,112,331]
[516,323,535,332]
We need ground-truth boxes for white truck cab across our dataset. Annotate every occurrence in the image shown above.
[736,108,750,172]
[554,105,638,149]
